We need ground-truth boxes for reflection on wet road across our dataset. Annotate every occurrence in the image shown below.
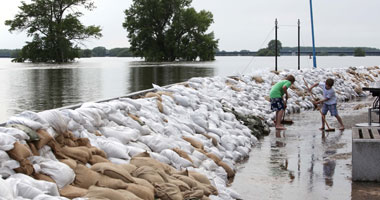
[231,108,380,200]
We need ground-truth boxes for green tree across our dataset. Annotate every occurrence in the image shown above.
[5,0,102,63]
[92,46,107,57]
[123,0,218,62]
[354,48,365,57]
[256,40,282,56]
[79,49,92,58]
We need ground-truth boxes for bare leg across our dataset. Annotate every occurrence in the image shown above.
[320,114,326,130]
[335,115,344,130]
[276,110,286,130]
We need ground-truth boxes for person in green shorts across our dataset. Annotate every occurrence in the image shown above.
[270,75,295,130]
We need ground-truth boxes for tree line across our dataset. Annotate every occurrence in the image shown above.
[0,47,133,58]
[4,0,218,63]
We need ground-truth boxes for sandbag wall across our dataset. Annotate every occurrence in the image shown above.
[0,66,379,200]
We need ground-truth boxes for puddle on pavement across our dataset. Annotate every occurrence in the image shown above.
[231,99,380,200]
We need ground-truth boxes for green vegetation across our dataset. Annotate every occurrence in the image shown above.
[123,0,218,62]
[257,40,282,56]
[5,0,102,63]
[354,48,366,57]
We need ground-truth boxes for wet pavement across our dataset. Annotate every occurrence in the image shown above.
[231,99,380,200]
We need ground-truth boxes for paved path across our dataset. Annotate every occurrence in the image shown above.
[231,101,380,200]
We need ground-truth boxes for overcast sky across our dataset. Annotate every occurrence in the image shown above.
[1,0,379,51]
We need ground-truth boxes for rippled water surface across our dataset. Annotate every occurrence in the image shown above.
[0,56,379,121]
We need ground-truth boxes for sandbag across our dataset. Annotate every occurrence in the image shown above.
[172,148,193,163]
[120,163,137,174]
[38,109,69,134]
[86,186,140,200]
[28,142,40,156]
[7,141,32,161]
[6,173,60,198]
[89,146,107,158]
[39,160,76,189]
[188,170,211,185]
[132,166,166,184]
[91,162,135,183]
[205,152,221,164]
[182,189,204,200]
[125,183,154,200]
[73,164,101,189]
[96,174,128,189]
[154,182,183,200]
[7,116,44,130]
[14,159,34,175]
[130,156,175,175]
[59,184,88,199]
[216,161,235,179]
[33,173,56,183]
[61,146,92,164]
[35,129,53,149]
[133,177,155,192]
[89,155,110,165]
[0,132,17,151]
[167,176,191,192]
[0,177,14,199]
[182,136,204,150]
[0,125,31,141]
[59,158,78,169]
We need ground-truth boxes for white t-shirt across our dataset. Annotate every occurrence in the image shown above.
[319,82,337,105]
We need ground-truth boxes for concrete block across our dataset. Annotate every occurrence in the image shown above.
[352,127,380,181]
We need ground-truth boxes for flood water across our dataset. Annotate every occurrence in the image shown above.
[0,56,379,121]
[230,100,380,200]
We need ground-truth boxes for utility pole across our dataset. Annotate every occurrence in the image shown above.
[298,19,301,70]
[275,18,278,71]
[309,0,317,68]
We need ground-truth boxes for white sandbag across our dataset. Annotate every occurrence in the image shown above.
[0,127,29,141]
[0,167,15,179]
[119,98,142,111]
[128,141,151,152]
[126,145,146,157]
[190,113,208,130]
[38,110,69,135]
[101,126,141,144]
[220,135,236,151]
[17,111,49,126]
[33,194,69,200]
[81,102,115,114]
[139,135,176,153]
[144,120,165,135]
[67,119,83,132]
[0,177,14,199]
[108,157,130,165]
[60,109,86,125]
[200,159,219,171]
[149,152,171,165]
[76,107,104,127]
[38,160,75,189]
[160,149,193,169]
[173,94,191,107]
[7,116,44,131]
[0,132,17,151]
[96,138,130,160]
[6,173,59,198]
[38,146,57,161]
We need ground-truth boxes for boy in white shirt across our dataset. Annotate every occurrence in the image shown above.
[309,78,344,130]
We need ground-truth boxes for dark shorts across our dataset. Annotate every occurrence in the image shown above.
[322,104,338,116]
[270,98,285,111]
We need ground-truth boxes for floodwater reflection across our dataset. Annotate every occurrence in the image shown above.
[0,59,214,121]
